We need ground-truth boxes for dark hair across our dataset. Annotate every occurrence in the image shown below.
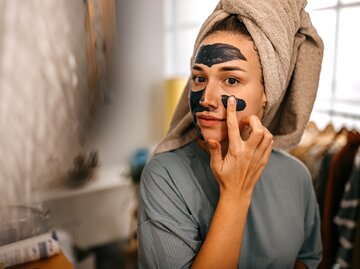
[203,15,264,86]
[203,15,252,40]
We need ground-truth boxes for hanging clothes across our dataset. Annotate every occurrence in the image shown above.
[289,124,360,269]
[333,166,360,268]
[316,128,348,218]
[316,152,335,219]
[350,209,360,269]
[320,130,360,269]
[289,123,337,182]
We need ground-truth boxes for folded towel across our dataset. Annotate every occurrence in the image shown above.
[154,0,324,155]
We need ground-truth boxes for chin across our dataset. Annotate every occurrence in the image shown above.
[201,130,227,143]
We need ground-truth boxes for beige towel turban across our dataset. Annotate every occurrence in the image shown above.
[154,0,324,155]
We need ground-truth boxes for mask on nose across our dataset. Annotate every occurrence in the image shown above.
[189,89,246,140]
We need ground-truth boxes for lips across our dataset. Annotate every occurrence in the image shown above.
[196,114,225,127]
[197,114,223,121]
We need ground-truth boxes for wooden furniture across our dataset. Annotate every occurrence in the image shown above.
[32,166,137,249]
[10,252,74,269]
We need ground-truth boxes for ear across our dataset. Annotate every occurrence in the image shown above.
[262,91,268,110]
[261,91,268,121]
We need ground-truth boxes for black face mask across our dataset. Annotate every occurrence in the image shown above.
[190,42,247,140]
[189,89,207,140]
[189,89,246,140]
[195,43,247,67]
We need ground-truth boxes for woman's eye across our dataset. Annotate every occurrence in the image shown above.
[193,76,206,83]
[225,78,239,85]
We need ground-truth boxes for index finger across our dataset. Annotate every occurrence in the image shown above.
[227,96,242,151]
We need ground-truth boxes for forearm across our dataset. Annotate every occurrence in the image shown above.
[191,193,251,269]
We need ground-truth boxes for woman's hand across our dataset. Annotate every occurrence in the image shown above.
[208,96,273,199]
[191,96,273,269]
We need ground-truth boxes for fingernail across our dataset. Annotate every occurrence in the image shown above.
[229,96,235,104]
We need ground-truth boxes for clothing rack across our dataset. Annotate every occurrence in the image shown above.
[311,109,360,132]
[290,118,360,269]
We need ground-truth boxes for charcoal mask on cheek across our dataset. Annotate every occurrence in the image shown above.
[189,90,247,141]
[221,95,246,111]
[189,89,207,140]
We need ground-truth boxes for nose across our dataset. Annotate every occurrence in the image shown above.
[199,81,219,109]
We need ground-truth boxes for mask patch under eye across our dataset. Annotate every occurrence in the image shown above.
[221,95,246,111]
[189,89,206,140]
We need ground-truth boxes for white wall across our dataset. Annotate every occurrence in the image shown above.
[0,0,165,208]
[0,0,90,206]
[91,0,165,165]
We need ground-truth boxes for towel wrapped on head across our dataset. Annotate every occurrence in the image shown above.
[154,0,324,155]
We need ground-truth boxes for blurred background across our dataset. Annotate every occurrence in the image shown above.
[0,0,359,269]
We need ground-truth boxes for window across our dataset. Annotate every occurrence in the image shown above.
[164,0,360,129]
[307,0,360,129]
[164,0,218,77]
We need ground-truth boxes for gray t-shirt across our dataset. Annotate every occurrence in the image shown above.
[138,141,322,269]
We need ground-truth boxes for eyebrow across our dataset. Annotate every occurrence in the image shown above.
[219,66,246,72]
[192,65,203,71]
[192,64,245,72]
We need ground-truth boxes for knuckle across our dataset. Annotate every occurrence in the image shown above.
[253,129,264,138]
[210,162,218,171]
[250,115,260,124]
[227,121,239,132]
[260,159,268,166]
[229,148,242,156]
[265,133,273,141]
[234,149,242,156]
[227,119,235,128]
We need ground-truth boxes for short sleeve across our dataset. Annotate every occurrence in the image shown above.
[297,175,323,269]
[137,157,202,269]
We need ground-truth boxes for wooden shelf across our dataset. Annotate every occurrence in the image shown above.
[9,252,75,269]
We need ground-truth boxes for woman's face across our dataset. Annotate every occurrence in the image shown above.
[191,31,266,144]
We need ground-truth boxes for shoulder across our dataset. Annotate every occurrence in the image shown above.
[270,149,311,178]
[271,149,308,169]
[266,149,313,191]
[145,145,193,174]
[141,144,195,188]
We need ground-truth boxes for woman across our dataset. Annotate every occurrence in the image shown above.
[138,0,324,268]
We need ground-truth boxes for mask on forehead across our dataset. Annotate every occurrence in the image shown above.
[195,43,247,67]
